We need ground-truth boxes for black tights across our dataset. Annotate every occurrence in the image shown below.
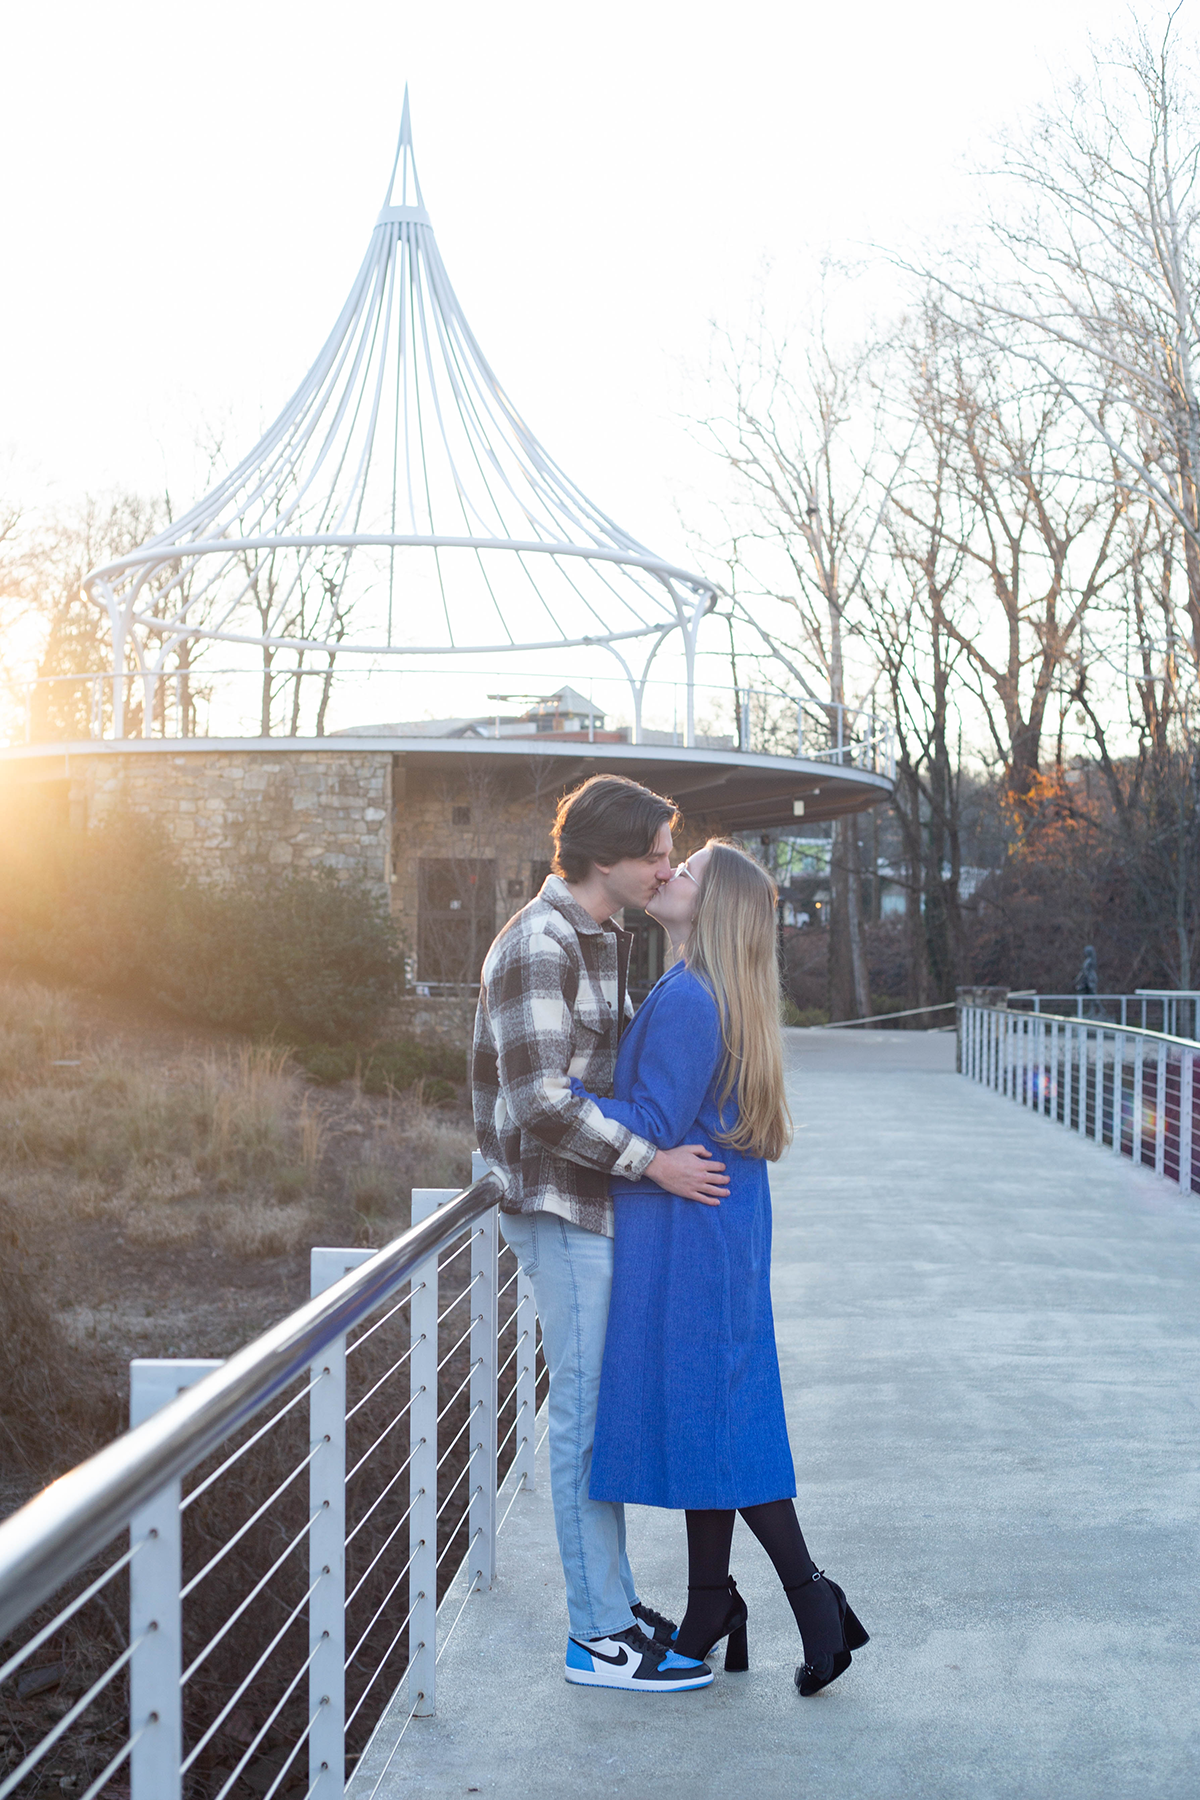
[673,1500,842,1661]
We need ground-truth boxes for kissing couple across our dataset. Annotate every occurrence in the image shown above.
[472,775,868,1696]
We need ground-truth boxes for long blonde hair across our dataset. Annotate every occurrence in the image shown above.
[684,840,793,1161]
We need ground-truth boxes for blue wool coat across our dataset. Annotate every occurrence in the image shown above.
[575,960,797,1510]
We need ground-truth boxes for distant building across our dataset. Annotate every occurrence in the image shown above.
[334,686,734,750]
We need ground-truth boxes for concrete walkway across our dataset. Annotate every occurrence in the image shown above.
[357,1029,1200,1799]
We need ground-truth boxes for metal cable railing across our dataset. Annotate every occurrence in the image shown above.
[0,1162,546,1798]
[958,1002,1200,1194]
[1004,990,1200,1042]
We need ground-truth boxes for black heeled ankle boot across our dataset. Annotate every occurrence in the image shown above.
[787,1570,869,1696]
[674,1579,750,1671]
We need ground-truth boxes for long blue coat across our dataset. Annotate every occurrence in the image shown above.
[578,960,796,1510]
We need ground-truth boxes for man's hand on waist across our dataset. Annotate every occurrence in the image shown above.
[646,1145,729,1205]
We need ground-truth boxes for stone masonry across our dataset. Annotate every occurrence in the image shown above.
[26,744,716,1050]
[72,749,393,899]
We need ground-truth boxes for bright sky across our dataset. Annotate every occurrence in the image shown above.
[1,0,1155,569]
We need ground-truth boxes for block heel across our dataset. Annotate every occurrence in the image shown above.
[724,1620,749,1672]
[675,1578,750,1672]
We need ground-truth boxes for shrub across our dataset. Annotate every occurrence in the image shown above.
[782,998,829,1027]
[0,1196,119,1475]
[0,813,404,1042]
[294,1038,466,1094]
[298,1043,358,1085]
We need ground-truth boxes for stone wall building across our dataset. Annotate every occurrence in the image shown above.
[73,748,393,893]
[1,713,893,1041]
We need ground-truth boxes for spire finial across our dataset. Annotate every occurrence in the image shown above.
[384,86,422,208]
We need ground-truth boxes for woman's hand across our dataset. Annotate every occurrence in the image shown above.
[646,1145,728,1205]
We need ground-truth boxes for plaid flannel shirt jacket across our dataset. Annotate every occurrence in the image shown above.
[471,875,657,1237]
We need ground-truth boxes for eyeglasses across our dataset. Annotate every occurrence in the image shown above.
[675,860,699,885]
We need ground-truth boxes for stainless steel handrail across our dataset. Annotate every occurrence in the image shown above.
[991,1005,1198,1049]
[0,1173,502,1640]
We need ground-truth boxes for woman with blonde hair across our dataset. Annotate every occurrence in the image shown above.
[571,839,869,1696]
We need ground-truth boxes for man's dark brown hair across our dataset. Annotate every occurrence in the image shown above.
[550,775,680,884]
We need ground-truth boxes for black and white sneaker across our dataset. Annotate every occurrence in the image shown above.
[564,1626,713,1691]
[631,1600,677,1646]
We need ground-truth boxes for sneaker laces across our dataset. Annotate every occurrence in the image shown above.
[632,1601,675,1636]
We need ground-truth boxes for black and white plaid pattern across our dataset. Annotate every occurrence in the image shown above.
[472,875,656,1237]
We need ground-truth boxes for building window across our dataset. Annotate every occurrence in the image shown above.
[452,805,471,826]
[417,858,496,986]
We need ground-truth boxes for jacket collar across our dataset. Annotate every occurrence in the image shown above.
[538,873,626,940]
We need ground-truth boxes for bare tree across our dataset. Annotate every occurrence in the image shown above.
[15,493,164,741]
[695,316,895,1017]
[865,322,972,1001]
[933,15,1200,659]
[1072,495,1200,984]
[888,309,1126,809]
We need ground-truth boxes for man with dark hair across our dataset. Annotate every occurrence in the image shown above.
[473,774,728,1692]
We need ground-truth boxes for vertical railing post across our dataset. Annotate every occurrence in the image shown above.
[1064,1022,1074,1131]
[309,1248,374,1799]
[998,1012,1005,1095]
[1020,1014,1029,1106]
[512,1265,537,1494]
[994,1009,1001,1091]
[1093,1029,1104,1144]
[1133,1036,1145,1166]
[409,1188,457,1717]
[1012,1013,1021,1103]
[1113,1035,1126,1157]
[468,1154,499,1589]
[997,1012,1005,1095]
[129,1358,221,1800]
[1155,1045,1167,1178]
[1179,1050,1195,1195]
[468,1211,499,1592]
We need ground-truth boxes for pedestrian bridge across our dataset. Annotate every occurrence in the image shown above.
[357,1028,1200,1799]
[2,1025,1198,1799]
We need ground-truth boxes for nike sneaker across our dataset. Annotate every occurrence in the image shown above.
[631,1600,677,1646]
[564,1625,713,1691]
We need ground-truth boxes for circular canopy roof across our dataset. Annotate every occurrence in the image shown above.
[83,93,718,682]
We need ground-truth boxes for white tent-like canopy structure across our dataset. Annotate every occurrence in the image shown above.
[83,94,721,742]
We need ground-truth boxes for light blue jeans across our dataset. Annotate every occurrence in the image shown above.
[498,1209,639,1641]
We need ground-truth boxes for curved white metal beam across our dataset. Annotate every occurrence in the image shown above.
[85,535,720,597]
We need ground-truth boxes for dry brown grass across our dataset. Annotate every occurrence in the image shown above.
[0,977,503,1800]
[0,976,476,1262]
